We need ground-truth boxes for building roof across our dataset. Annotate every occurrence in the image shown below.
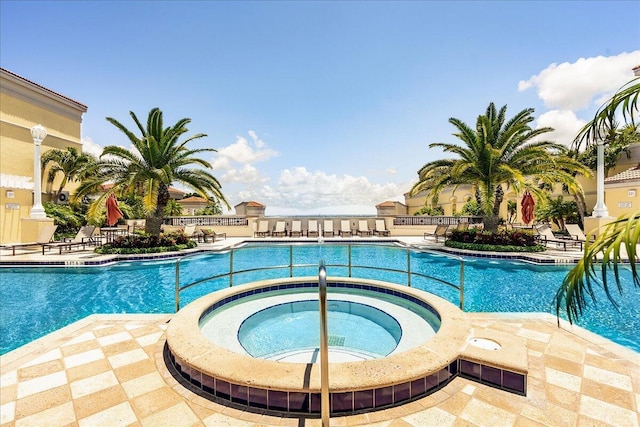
[1,67,87,110]
[234,200,265,207]
[605,164,640,184]
[376,201,397,207]
[179,196,207,203]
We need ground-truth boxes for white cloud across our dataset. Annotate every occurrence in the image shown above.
[385,168,397,175]
[247,167,407,214]
[81,136,103,157]
[222,164,268,185]
[211,132,278,170]
[535,109,586,147]
[518,51,640,110]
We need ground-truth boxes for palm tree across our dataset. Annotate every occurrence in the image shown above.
[556,76,640,323]
[410,103,589,232]
[76,108,229,235]
[41,146,95,197]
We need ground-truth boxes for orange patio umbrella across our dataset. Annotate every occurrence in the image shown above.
[106,194,124,226]
[521,190,535,225]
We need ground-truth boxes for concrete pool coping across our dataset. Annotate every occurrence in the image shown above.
[166,277,529,413]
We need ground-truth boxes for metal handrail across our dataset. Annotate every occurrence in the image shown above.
[174,243,465,311]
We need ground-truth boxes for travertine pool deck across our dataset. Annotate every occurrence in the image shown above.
[1,238,639,426]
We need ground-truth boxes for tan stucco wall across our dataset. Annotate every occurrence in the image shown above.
[0,69,86,243]
[604,184,639,217]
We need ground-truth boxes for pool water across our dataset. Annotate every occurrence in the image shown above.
[236,299,402,358]
[1,243,638,355]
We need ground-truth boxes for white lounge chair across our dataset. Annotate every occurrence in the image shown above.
[3,225,59,255]
[307,220,319,237]
[357,220,371,237]
[254,220,270,237]
[290,220,303,237]
[536,225,583,251]
[273,221,287,237]
[565,224,591,243]
[42,225,97,254]
[373,219,390,236]
[323,220,335,237]
[339,220,352,237]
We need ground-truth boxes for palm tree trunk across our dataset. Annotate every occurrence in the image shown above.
[483,184,504,233]
[145,184,170,236]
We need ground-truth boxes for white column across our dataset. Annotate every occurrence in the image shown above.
[30,124,48,219]
[591,139,609,218]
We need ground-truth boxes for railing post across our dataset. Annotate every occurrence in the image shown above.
[175,259,180,312]
[459,259,465,311]
[318,261,330,426]
[229,248,234,287]
[348,244,352,277]
[407,248,411,287]
[290,245,293,277]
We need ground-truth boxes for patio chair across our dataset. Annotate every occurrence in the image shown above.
[535,225,583,251]
[254,220,270,237]
[565,224,592,243]
[323,220,335,237]
[356,220,371,237]
[424,224,449,242]
[339,220,352,237]
[273,221,287,237]
[2,225,58,255]
[200,228,226,242]
[373,219,390,236]
[307,220,319,238]
[183,224,200,241]
[42,225,98,254]
[290,220,303,237]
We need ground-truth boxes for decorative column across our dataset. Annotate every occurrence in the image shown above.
[591,139,609,218]
[30,124,48,219]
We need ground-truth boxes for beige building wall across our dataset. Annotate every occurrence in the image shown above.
[0,68,87,243]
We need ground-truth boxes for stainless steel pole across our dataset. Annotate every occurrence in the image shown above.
[319,261,330,426]
[175,259,180,312]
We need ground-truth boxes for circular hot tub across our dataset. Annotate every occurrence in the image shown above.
[166,277,470,415]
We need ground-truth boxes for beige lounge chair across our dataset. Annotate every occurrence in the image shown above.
[565,224,591,243]
[183,224,200,241]
[273,221,287,237]
[290,220,303,237]
[42,225,97,254]
[536,225,582,251]
[356,220,371,237]
[254,220,270,237]
[200,228,226,242]
[424,224,449,242]
[3,225,58,255]
[373,219,390,236]
[339,220,352,237]
[307,220,319,238]
[323,220,335,237]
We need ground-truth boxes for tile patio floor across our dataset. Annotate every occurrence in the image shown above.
[1,312,638,427]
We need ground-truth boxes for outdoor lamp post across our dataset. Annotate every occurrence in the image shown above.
[30,124,48,219]
[591,139,609,218]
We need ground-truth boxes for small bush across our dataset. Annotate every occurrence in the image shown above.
[448,229,541,248]
[95,232,196,254]
[445,240,546,252]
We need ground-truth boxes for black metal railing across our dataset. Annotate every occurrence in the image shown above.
[174,243,464,312]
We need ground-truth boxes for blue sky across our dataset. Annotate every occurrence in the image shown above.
[1,1,639,215]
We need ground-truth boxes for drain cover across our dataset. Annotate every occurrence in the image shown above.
[328,335,345,346]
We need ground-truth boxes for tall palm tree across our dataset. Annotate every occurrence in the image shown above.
[41,146,95,197]
[410,103,588,232]
[76,108,229,235]
[556,76,640,323]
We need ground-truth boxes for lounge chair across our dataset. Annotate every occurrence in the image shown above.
[254,220,270,237]
[536,225,583,251]
[373,219,390,236]
[323,220,335,237]
[3,225,58,255]
[339,220,352,237]
[42,225,98,254]
[273,221,287,237]
[126,219,146,234]
[565,224,591,243]
[424,224,449,242]
[200,228,226,242]
[290,220,303,237]
[307,220,319,238]
[184,224,200,241]
[356,220,371,237]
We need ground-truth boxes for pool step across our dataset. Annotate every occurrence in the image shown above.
[328,335,345,346]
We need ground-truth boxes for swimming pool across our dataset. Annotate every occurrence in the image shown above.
[1,243,638,354]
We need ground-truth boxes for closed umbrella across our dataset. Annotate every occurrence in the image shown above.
[106,194,124,226]
[521,191,535,225]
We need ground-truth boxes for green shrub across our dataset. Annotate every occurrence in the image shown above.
[444,240,546,252]
[448,229,541,248]
[95,232,196,254]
